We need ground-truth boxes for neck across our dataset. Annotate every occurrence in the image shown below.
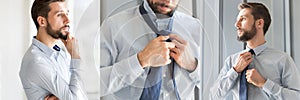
[156,13,172,19]
[246,32,266,49]
[36,29,58,48]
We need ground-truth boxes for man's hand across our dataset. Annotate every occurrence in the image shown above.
[44,94,59,100]
[138,36,175,68]
[168,34,197,72]
[61,32,80,59]
[233,52,253,73]
[246,69,266,88]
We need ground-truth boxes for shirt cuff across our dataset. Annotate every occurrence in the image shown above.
[228,68,239,79]
[71,59,81,69]
[262,79,276,94]
[123,54,144,76]
[188,58,201,83]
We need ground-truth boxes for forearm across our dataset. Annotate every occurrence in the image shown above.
[66,59,87,100]
[262,79,300,99]
[210,68,239,100]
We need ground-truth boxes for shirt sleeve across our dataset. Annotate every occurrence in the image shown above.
[187,58,201,87]
[262,55,300,99]
[100,18,145,97]
[210,56,240,100]
[28,59,87,100]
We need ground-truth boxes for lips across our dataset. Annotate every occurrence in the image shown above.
[155,2,172,11]
[158,5,170,11]
[237,29,242,32]
[61,25,70,31]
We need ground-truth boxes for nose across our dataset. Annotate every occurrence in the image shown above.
[163,0,174,4]
[235,20,241,28]
[63,14,70,24]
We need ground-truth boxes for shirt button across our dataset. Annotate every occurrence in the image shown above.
[164,93,169,97]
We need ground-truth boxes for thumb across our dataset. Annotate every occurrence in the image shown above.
[61,31,71,45]
[157,35,169,41]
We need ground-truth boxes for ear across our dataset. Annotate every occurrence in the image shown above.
[37,16,47,27]
[256,19,264,29]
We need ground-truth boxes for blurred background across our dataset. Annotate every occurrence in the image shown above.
[0,0,299,100]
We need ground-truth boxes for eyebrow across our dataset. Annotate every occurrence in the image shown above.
[54,9,69,14]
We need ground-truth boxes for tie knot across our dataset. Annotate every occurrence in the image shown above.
[158,30,171,36]
[249,49,255,55]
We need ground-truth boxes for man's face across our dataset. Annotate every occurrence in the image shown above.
[46,2,70,40]
[148,0,179,15]
[235,8,257,42]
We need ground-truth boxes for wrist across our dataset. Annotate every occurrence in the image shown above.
[69,51,80,59]
[137,52,148,68]
[233,66,242,73]
[258,79,267,88]
[186,58,197,72]
[71,54,80,59]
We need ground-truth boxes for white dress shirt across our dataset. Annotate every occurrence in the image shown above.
[100,0,202,99]
[210,43,300,100]
[19,37,87,100]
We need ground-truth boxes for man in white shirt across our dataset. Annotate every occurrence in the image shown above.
[100,0,202,99]
[210,2,300,100]
[19,0,87,99]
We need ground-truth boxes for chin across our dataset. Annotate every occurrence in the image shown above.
[238,32,243,37]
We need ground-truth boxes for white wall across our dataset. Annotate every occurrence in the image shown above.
[0,0,31,99]
[73,0,100,99]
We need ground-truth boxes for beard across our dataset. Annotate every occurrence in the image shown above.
[237,24,257,42]
[149,1,175,17]
[46,20,69,40]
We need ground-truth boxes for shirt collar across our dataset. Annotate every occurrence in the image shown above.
[143,0,158,22]
[32,36,57,57]
[245,42,268,56]
[142,0,174,31]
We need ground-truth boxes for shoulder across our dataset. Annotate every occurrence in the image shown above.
[103,6,141,25]
[20,45,54,76]
[263,47,290,59]
[260,47,297,69]
[174,11,201,25]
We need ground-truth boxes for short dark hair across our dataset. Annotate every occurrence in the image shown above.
[31,0,65,30]
[238,2,271,34]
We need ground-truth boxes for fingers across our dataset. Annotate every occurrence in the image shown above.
[45,95,50,100]
[157,35,170,41]
[66,31,72,40]
[246,69,266,88]
[234,51,253,73]
[239,52,252,59]
[164,42,175,49]
[169,34,187,45]
[48,96,59,100]
[61,31,72,45]
[139,36,175,67]
[44,94,59,100]
[239,52,253,63]
[245,69,256,83]
[168,34,190,59]
[156,36,175,48]
[171,39,184,50]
